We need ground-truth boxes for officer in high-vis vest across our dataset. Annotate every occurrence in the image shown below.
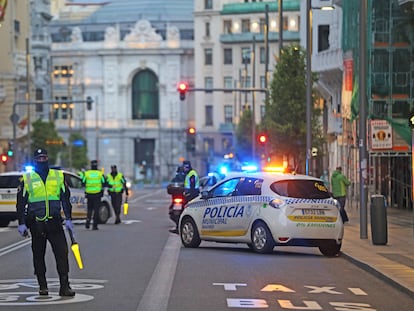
[106,165,129,224]
[16,148,75,297]
[170,160,200,234]
[82,160,106,230]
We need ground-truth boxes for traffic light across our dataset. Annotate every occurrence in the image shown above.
[7,141,13,157]
[1,154,8,165]
[86,96,93,110]
[178,82,188,101]
[258,134,268,145]
[186,127,196,152]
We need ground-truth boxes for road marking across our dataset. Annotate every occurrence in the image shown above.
[136,234,181,311]
[0,239,31,257]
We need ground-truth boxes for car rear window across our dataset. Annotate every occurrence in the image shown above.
[0,175,22,188]
[270,179,330,199]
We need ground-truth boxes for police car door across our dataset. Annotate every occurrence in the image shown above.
[64,172,87,219]
[201,178,241,238]
[232,177,262,233]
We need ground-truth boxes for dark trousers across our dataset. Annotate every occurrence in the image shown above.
[109,192,122,219]
[29,220,69,280]
[335,196,349,223]
[86,193,102,227]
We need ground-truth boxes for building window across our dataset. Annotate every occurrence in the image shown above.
[53,96,73,120]
[241,19,250,33]
[205,0,213,9]
[131,69,159,120]
[53,65,74,78]
[241,47,250,64]
[224,48,232,64]
[259,47,265,64]
[318,25,330,52]
[205,22,210,37]
[259,18,266,33]
[204,48,213,65]
[205,105,213,126]
[205,77,213,89]
[203,137,214,154]
[35,89,44,112]
[223,20,232,34]
[260,76,266,88]
[224,105,233,123]
[240,76,251,88]
[224,77,233,89]
[260,105,266,119]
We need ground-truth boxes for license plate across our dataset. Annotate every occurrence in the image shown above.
[301,209,325,215]
[172,205,182,211]
[1,194,15,200]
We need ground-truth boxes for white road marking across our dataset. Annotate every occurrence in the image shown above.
[136,234,181,311]
[0,239,31,257]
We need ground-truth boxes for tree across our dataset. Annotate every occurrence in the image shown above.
[262,45,323,173]
[235,108,254,162]
[31,119,64,165]
[69,132,88,170]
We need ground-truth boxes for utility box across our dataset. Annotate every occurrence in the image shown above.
[370,194,387,245]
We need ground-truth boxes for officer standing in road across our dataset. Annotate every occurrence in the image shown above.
[16,148,75,297]
[106,165,129,224]
[183,160,200,204]
[82,160,106,230]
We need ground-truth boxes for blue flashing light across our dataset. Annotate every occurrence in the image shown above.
[241,163,259,172]
[219,166,228,175]
[24,165,34,172]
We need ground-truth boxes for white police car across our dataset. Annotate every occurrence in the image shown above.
[179,170,344,256]
[0,170,112,227]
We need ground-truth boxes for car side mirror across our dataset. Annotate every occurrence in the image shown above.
[201,190,210,199]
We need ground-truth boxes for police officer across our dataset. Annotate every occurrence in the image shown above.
[82,160,106,230]
[106,165,129,224]
[169,161,199,234]
[16,148,75,296]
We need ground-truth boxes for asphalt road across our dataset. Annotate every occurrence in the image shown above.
[0,187,412,310]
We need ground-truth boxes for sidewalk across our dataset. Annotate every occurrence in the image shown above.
[341,201,414,298]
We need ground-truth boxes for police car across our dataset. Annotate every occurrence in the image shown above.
[0,170,112,227]
[178,170,344,256]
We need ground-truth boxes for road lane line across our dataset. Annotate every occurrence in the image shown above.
[0,239,31,257]
[136,234,181,311]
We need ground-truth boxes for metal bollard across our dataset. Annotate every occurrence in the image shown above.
[370,194,387,245]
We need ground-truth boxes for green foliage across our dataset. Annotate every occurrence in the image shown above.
[235,108,254,162]
[31,119,63,165]
[69,132,89,170]
[262,45,323,172]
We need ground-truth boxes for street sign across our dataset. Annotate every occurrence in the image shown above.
[9,113,19,124]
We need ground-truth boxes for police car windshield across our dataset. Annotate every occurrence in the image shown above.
[270,179,330,199]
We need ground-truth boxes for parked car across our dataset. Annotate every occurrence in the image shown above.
[0,170,112,227]
[179,170,344,256]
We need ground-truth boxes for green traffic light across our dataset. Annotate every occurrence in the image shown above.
[7,150,13,157]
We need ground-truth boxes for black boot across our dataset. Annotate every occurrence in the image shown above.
[59,275,75,297]
[85,219,90,229]
[37,274,48,296]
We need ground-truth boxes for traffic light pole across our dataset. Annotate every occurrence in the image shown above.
[11,98,93,170]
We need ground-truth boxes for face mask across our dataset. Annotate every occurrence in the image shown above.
[35,161,49,173]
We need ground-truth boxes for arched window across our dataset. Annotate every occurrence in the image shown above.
[132,70,159,119]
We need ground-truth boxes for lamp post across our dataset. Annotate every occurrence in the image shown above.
[306,0,312,175]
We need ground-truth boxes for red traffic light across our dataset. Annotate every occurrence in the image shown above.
[178,82,188,92]
[1,154,8,165]
[258,134,267,144]
[178,82,189,100]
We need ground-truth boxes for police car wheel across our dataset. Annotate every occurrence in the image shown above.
[0,219,10,227]
[251,221,275,254]
[97,204,110,224]
[180,217,201,248]
[318,240,342,257]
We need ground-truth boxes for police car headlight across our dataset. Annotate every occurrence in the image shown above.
[269,198,285,209]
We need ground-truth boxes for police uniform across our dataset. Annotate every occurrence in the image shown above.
[16,148,75,296]
[106,165,129,224]
[82,160,106,230]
